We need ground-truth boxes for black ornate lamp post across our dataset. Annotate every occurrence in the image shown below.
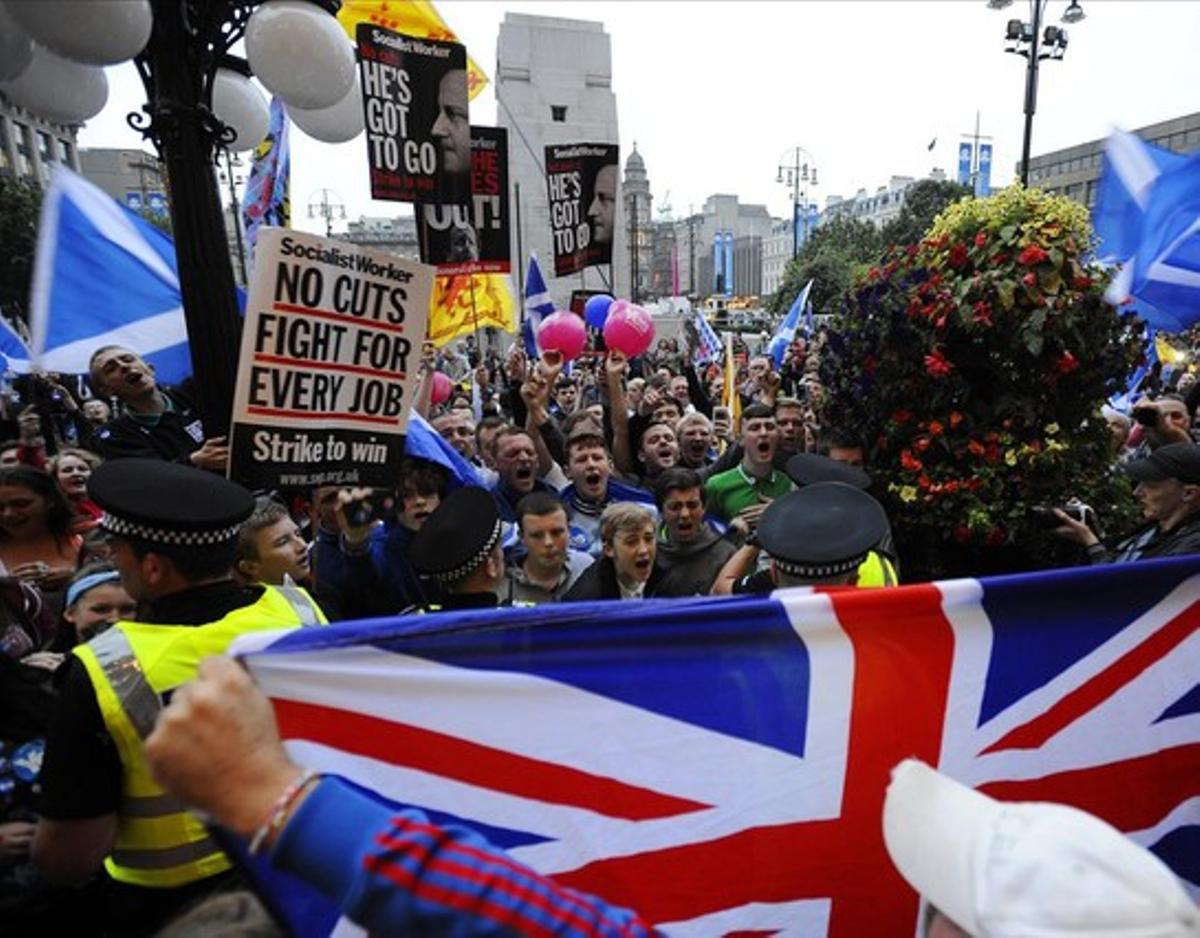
[988,0,1085,188]
[776,146,818,260]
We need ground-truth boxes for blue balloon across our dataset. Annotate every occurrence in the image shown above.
[584,294,615,330]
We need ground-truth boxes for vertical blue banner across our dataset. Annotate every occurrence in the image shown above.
[713,236,723,293]
[958,142,973,186]
[976,144,993,197]
[723,232,734,296]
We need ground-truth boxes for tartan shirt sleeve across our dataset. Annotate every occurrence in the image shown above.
[271,776,660,937]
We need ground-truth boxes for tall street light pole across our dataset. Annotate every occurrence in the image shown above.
[776,146,818,259]
[989,0,1084,187]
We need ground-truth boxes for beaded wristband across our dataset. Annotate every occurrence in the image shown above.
[248,768,319,856]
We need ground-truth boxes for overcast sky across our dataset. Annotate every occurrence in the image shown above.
[78,1,1200,231]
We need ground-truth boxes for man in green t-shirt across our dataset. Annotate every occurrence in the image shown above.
[704,404,794,537]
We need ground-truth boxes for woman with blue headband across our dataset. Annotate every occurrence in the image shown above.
[50,564,136,652]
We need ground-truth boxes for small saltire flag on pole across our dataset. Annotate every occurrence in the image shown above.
[241,96,291,265]
[768,279,812,369]
[691,308,722,366]
[0,314,32,374]
[28,166,192,384]
[522,254,553,360]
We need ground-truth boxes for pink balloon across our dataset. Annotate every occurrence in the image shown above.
[603,302,655,358]
[430,371,454,405]
[537,310,588,362]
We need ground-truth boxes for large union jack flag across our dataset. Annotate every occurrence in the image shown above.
[233,555,1200,936]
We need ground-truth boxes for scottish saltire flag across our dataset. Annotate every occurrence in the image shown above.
[242,97,291,264]
[404,411,483,489]
[1122,147,1200,331]
[0,314,32,374]
[1094,130,1200,332]
[1093,130,1185,265]
[233,555,1200,936]
[690,308,722,366]
[28,166,192,384]
[521,254,553,360]
[767,279,812,369]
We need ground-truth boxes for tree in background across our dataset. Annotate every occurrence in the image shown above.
[769,181,970,321]
[878,178,972,250]
[768,215,883,319]
[0,176,42,321]
[818,186,1145,580]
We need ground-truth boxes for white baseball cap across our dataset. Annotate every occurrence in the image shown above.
[883,759,1200,937]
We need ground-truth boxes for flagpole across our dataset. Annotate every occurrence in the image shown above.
[514,182,524,321]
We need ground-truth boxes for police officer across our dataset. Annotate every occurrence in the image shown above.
[712,482,893,593]
[785,453,899,584]
[410,486,507,610]
[32,459,324,935]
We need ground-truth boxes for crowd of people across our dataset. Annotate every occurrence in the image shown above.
[0,322,1197,936]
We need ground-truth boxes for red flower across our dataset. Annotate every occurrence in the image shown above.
[943,480,961,494]
[948,244,969,269]
[985,442,1001,464]
[949,411,964,429]
[984,527,1007,548]
[924,349,954,378]
[971,300,994,327]
[974,231,988,249]
[913,436,931,453]
[1055,351,1080,374]
[953,525,972,544]
[1018,244,1050,266]
[900,449,923,473]
[918,474,933,490]
[868,266,882,282]
[891,409,913,424]
[906,244,919,259]
[968,440,986,458]
[1022,272,1037,288]
[907,297,924,318]
[928,420,945,437]
[1072,275,1092,289]
[929,273,943,288]
[991,252,1009,267]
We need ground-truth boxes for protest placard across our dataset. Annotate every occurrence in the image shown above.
[357,24,469,204]
[229,228,432,490]
[544,142,618,277]
[417,125,511,276]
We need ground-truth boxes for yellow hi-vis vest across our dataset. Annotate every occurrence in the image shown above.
[856,551,898,587]
[73,584,325,888]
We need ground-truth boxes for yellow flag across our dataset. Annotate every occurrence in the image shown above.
[722,332,742,433]
[337,1,489,100]
[428,273,515,347]
[1155,334,1181,366]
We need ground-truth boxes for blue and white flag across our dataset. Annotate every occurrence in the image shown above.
[404,411,483,489]
[231,554,1200,936]
[521,254,553,360]
[1093,130,1200,332]
[1124,147,1200,331]
[691,307,722,366]
[241,96,291,264]
[767,279,812,369]
[0,315,32,374]
[28,166,191,383]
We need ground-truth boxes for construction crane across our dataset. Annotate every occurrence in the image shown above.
[657,189,673,222]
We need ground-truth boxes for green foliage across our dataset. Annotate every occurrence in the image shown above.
[135,206,173,236]
[879,179,973,250]
[0,175,43,321]
[818,186,1145,580]
[768,215,883,318]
